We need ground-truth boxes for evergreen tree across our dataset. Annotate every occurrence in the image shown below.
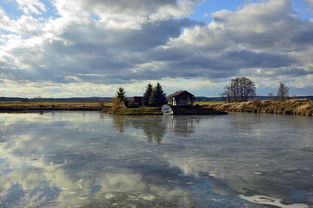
[116,87,127,102]
[149,83,167,106]
[143,83,153,106]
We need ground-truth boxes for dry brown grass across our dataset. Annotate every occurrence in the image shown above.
[0,101,111,112]
[206,99,313,116]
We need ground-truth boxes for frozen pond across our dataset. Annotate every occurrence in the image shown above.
[0,112,312,208]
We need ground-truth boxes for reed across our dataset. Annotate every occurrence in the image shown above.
[207,99,313,116]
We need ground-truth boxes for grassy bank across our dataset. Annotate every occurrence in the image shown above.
[206,99,313,116]
[195,101,225,105]
[107,107,163,115]
[104,105,227,115]
[0,101,112,112]
[171,106,227,115]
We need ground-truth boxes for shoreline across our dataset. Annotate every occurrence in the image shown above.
[1,99,312,117]
[207,99,313,117]
[0,102,106,113]
[103,105,227,115]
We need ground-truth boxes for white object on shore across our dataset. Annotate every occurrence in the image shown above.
[161,104,173,115]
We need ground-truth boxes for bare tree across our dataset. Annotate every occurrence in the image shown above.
[268,92,275,100]
[221,77,256,102]
[277,82,289,101]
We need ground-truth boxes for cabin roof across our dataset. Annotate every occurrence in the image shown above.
[167,90,194,98]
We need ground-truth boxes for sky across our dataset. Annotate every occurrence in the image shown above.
[1,0,313,97]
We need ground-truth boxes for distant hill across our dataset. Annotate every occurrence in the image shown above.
[292,96,313,100]
[195,97,224,101]
[0,97,112,102]
[194,96,313,102]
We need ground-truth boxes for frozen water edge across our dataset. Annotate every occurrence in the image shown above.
[0,112,312,207]
[240,194,309,208]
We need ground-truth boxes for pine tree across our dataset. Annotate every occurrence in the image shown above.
[143,83,153,106]
[149,83,167,106]
[116,87,127,102]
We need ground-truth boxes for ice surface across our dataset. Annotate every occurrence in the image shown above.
[0,112,312,207]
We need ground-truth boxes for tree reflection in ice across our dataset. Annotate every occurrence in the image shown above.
[112,115,199,144]
[0,112,312,208]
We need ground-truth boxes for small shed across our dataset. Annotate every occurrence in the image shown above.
[167,91,195,106]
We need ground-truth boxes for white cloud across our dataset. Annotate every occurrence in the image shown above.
[53,0,199,29]
[149,0,198,21]
[1,0,313,96]
[0,8,14,32]
[15,0,47,15]
[162,0,313,90]
[0,9,42,35]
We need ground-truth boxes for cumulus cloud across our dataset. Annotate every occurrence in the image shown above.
[0,8,42,35]
[0,0,313,96]
[15,0,47,15]
[53,0,199,28]
[160,0,313,87]
[1,15,201,84]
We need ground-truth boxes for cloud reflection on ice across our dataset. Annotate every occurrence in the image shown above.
[0,112,312,207]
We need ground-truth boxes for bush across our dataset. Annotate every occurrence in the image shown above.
[126,101,139,108]
[210,99,313,116]
[111,98,125,113]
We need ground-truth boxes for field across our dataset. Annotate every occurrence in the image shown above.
[195,101,225,105]
[7,99,312,116]
[0,100,227,113]
[167,101,225,105]
[0,101,112,112]
[209,99,313,116]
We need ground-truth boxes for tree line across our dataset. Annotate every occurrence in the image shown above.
[221,77,256,102]
[221,77,289,102]
[142,83,167,106]
[115,83,167,107]
[115,77,290,107]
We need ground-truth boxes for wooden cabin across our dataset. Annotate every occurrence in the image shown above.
[167,91,195,106]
